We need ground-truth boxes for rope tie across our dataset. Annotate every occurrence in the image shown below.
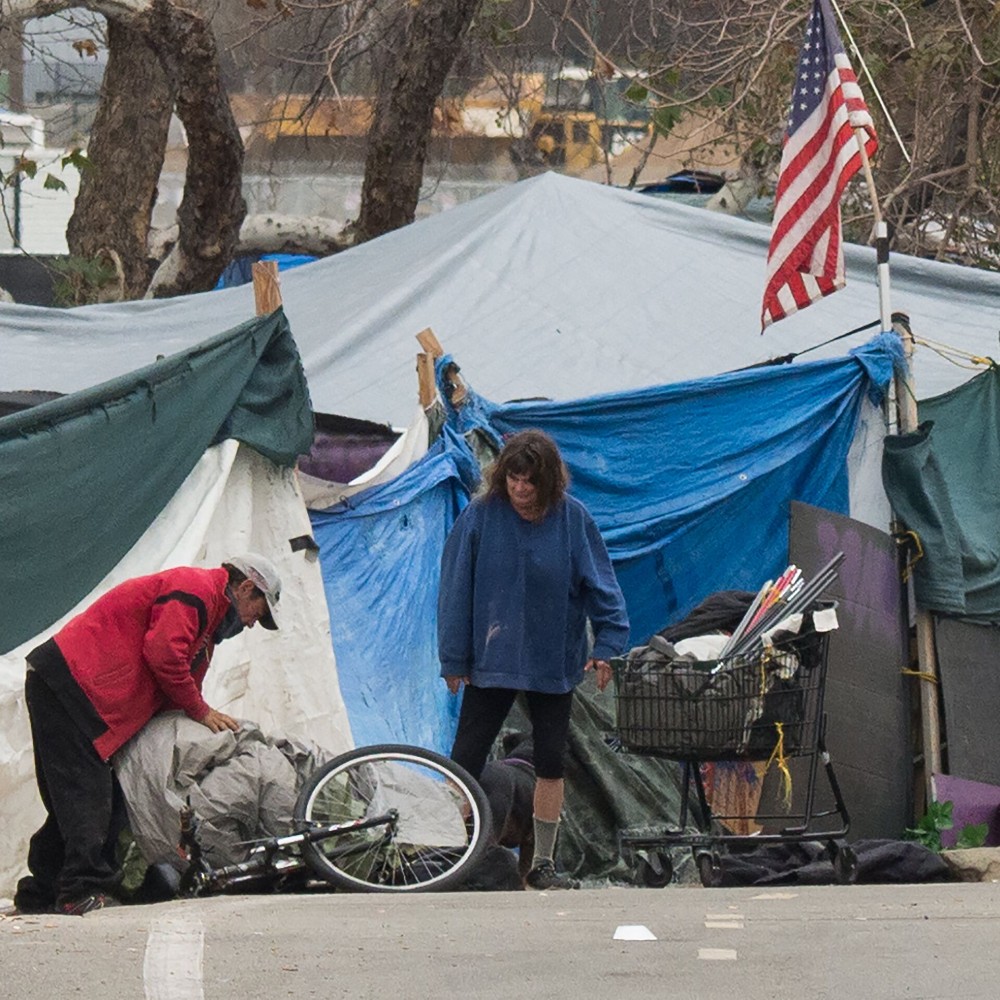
[893,529,923,582]
[765,721,793,809]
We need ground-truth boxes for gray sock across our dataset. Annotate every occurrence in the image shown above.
[532,816,559,868]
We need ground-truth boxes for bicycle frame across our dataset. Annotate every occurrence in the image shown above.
[178,804,400,897]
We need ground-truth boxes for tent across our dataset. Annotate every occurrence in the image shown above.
[2,173,992,886]
[2,173,997,428]
[0,310,353,896]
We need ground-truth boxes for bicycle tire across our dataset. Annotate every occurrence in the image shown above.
[294,743,492,893]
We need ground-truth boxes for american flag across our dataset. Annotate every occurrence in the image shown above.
[761,0,877,329]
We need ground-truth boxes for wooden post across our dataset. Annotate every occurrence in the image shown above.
[416,352,437,409]
[416,327,444,357]
[252,260,282,316]
[852,128,943,801]
[892,315,943,797]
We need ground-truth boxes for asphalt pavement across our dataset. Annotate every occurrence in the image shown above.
[2,881,998,1000]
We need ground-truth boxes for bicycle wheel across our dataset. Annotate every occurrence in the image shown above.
[294,744,492,892]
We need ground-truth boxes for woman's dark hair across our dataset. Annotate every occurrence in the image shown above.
[486,429,569,513]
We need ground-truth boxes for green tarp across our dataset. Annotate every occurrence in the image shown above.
[0,309,313,655]
[882,367,1000,622]
[504,680,690,885]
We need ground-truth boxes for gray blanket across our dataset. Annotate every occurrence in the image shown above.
[113,712,336,871]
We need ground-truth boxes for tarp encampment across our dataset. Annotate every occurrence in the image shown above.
[2,174,997,426]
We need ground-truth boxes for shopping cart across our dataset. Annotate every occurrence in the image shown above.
[611,603,855,887]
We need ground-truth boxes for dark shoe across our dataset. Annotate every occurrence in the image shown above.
[13,876,56,915]
[59,894,118,916]
[525,860,580,890]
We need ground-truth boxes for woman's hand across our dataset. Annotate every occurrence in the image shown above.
[585,658,613,692]
[444,675,470,695]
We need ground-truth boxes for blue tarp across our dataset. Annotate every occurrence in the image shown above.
[479,334,902,643]
[215,253,317,290]
[313,335,901,751]
[309,430,479,753]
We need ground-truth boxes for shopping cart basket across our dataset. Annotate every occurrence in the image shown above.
[611,604,854,887]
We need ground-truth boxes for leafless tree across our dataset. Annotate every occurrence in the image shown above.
[532,0,1000,265]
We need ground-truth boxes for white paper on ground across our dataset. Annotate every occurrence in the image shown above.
[613,925,657,941]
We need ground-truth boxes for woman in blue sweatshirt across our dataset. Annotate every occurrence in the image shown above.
[438,429,629,889]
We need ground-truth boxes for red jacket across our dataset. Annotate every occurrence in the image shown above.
[53,566,232,760]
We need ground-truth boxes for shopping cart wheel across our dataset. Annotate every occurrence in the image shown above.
[830,842,858,885]
[696,850,724,888]
[635,851,673,888]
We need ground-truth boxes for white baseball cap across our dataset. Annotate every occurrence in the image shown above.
[227,553,282,630]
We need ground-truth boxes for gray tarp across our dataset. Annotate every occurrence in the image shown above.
[3,173,998,425]
[114,713,335,870]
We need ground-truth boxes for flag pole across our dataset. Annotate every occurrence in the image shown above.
[853,128,944,800]
[852,131,891,333]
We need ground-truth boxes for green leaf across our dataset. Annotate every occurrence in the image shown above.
[43,174,67,192]
[956,823,988,850]
[15,156,37,179]
[903,799,955,852]
[652,105,683,137]
[61,148,93,173]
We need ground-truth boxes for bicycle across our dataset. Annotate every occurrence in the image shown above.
[178,743,492,895]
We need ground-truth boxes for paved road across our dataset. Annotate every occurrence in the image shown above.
[2,882,997,999]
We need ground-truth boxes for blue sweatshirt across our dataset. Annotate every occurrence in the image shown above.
[437,493,630,694]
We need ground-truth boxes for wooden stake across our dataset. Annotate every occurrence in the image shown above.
[252,260,282,316]
[416,352,437,409]
[891,315,943,795]
[416,327,444,357]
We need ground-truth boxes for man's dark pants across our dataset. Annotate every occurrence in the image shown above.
[14,668,125,912]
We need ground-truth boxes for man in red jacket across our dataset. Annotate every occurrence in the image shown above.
[13,553,282,916]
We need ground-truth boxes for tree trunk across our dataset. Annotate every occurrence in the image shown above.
[144,0,245,298]
[66,18,174,299]
[354,0,484,244]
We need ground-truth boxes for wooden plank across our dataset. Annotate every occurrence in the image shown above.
[416,352,437,409]
[252,260,282,315]
[415,327,444,357]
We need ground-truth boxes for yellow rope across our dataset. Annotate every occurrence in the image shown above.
[764,722,793,809]
[894,529,923,582]
[912,336,997,371]
[901,668,938,684]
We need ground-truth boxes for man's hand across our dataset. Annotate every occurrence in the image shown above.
[444,675,470,695]
[199,707,240,733]
[585,658,613,692]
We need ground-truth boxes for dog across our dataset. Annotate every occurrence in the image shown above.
[458,732,536,891]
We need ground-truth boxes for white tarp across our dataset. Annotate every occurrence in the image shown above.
[2,173,997,427]
[0,441,354,896]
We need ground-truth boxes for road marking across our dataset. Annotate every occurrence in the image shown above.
[699,948,738,961]
[143,914,205,1000]
[705,920,745,929]
[614,924,657,941]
